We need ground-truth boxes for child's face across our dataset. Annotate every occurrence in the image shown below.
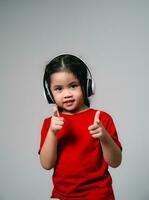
[50,71,86,114]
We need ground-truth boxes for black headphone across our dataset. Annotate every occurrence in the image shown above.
[43,64,95,104]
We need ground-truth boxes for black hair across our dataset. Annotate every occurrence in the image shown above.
[44,54,90,107]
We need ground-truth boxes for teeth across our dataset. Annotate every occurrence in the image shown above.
[64,100,74,105]
[65,100,74,103]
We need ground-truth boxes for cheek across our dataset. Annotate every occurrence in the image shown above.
[54,94,61,100]
[80,88,85,98]
[80,87,86,98]
[77,89,84,101]
[52,93,60,102]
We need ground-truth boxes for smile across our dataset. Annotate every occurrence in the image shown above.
[63,99,75,106]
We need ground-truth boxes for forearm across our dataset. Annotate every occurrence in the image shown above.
[40,130,57,170]
[100,131,122,168]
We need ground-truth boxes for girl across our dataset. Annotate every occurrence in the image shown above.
[38,54,122,200]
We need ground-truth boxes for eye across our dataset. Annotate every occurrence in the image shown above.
[54,86,62,91]
[70,84,78,88]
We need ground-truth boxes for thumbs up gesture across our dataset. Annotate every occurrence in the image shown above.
[88,111,106,139]
[49,106,64,134]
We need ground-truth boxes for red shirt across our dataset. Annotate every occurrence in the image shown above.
[39,109,122,200]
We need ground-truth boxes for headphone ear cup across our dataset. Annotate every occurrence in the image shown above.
[43,79,55,104]
[87,78,95,97]
[44,88,54,104]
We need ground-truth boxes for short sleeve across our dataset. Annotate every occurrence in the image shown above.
[38,118,51,154]
[101,112,122,151]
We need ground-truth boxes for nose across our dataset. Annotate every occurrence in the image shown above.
[63,89,72,99]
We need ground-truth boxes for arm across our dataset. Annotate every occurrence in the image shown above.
[88,111,122,168]
[40,130,58,170]
[99,129,122,168]
[39,108,64,170]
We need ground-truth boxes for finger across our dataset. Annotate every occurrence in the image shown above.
[92,133,102,139]
[53,106,60,117]
[94,111,100,125]
[88,124,99,131]
[89,127,102,135]
[55,119,64,126]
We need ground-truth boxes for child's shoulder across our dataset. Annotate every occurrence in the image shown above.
[42,116,52,127]
[91,108,113,120]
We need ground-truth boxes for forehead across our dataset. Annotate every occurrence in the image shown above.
[50,71,79,85]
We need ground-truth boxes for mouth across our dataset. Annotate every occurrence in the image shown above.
[63,99,75,106]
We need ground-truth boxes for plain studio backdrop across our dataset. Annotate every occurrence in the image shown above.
[0,1,148,200]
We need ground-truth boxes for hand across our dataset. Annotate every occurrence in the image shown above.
[88,111,106,139]
[49,106,64,134]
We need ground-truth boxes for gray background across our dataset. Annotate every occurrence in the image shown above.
[0,0,148,200]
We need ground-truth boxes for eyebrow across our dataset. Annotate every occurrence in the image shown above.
[68,81,80,85]
[52,85,62,88]
[52,80,80,88]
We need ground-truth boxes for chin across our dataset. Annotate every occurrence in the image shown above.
[63,107,78,113]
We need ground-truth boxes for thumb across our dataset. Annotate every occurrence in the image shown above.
[93,111,100,125]
[53,106,60,117]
